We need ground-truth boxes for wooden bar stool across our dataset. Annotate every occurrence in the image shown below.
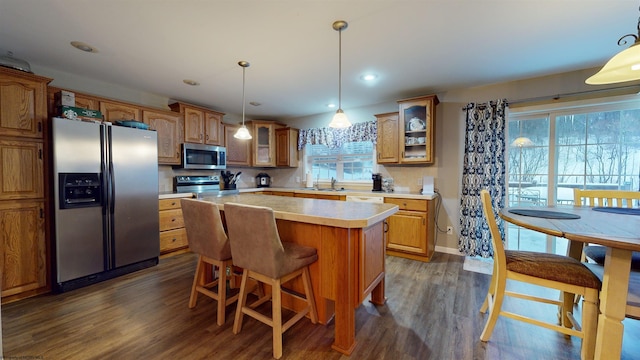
[181,198,239,326]
[224,202,318,359]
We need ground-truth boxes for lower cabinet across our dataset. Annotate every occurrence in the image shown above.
[159,198,189,256]
[0,200,47,301]
[384,197,435,262]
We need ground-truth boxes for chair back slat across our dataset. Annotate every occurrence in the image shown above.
[573,188,640,208]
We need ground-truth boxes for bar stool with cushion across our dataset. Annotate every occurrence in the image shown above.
[479,190,601,360]
[224,202,318,359]
[181,198,239,326]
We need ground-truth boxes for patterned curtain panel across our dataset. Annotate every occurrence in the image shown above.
[298,121,377,150]
[459,100,507,257]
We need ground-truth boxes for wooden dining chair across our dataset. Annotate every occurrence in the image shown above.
[479,189,601,360]
[572,188,640,318]
[181,198,239,326]
[224,202,318,359]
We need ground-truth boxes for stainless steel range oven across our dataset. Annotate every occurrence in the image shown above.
[174,175,239,197]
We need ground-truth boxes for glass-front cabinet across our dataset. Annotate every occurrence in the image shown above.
[251,121,278,167]
[398,95,438,164]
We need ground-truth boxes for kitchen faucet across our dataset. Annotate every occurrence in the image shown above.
[331,177,336,190]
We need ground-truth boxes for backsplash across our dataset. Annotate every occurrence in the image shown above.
[159,165,438,194]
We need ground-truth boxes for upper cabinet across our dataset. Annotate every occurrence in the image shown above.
[100,100,141,122]
[223,124,251,167]
[276,127,299,167]
[375,112,399,164]
[398,95,438,164]
[169,102,223,146]
[249,121,280,167]
[142,109,183,165]
[0,67,51,139]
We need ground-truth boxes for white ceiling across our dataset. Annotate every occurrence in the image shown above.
[0,0,637,120]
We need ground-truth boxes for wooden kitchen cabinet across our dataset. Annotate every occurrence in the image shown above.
[100,100,141,122]
[0,67,50,139]
[0,68,50,302]
[169,102,223,145]
[294,193,346,201]
[250,120,280,167]
[375,112,399,164]
[397,95,438,164]
[142,109,183,165]
[223,124,251,167]
[384,197,435,262]
[0,139,44,200]
[276,127,299,167]
[159,198,189,256]
[0,200,47,299]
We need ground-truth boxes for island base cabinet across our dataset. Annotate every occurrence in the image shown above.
[274,219,385,355]
[0,201,47,302]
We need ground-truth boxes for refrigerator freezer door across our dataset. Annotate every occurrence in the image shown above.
[109,126,159,268]
[52,118,106,282]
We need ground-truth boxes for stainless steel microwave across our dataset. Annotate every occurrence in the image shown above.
[180,143,226,169]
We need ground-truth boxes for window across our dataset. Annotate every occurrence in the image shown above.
[507,95,640,254]
[305,141,375,182]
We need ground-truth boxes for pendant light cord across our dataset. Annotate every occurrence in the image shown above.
[338,28,342,110]
[242,65,246,125]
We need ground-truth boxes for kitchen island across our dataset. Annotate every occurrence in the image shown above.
[198,193,398,355]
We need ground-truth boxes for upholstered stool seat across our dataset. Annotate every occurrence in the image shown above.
[181,198,239,326]
[224,202,318,359]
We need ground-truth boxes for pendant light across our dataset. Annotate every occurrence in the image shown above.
[586,7,640,84]
[234,60,252,140]
[328,20,352,128]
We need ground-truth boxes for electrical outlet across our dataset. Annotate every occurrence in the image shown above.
[447,226,453,235]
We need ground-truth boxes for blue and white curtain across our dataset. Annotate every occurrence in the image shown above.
[298,121,377,150]
[459,100,507,257]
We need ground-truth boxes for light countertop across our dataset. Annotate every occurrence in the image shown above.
[239,187,438,200]
[197,193,399,229]
[159,188,438,201]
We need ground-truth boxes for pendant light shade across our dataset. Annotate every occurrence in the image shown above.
[234,60,252,140]
[586,9,640,85]
[328,20,352,128]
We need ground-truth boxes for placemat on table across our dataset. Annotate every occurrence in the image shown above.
[592,207,640,216]
[508,209,581,219]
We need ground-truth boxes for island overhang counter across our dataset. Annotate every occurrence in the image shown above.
[197,193,399,355]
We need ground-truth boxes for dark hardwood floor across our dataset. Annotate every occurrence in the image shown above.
[3,252,639,359]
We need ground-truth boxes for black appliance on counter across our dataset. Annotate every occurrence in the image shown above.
[174,175,239,197]
[372,173,383,192]
[256,173,271,188]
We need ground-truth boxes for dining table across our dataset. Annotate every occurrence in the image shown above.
[499,205,640,360]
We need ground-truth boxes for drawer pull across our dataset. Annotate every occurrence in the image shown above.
[171,202,176,206]
[172,238,177,242]
[171,218,176,222]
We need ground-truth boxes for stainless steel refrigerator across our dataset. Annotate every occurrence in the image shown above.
[52,117,159,292]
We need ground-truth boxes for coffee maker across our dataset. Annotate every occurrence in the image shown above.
[372,173,383,192]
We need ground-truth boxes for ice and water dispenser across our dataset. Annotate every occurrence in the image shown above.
[59,173,102,209]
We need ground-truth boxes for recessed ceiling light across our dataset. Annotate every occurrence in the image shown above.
[327,103,336,108]
[183,79,200,86]
[361,74,377,81]
[70,41,98,53]
[249,101,261,106]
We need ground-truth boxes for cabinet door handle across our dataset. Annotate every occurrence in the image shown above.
[383,220,389,233]
[206,134,209,140]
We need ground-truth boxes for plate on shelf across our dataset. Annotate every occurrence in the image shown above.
[409,117,425,131]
